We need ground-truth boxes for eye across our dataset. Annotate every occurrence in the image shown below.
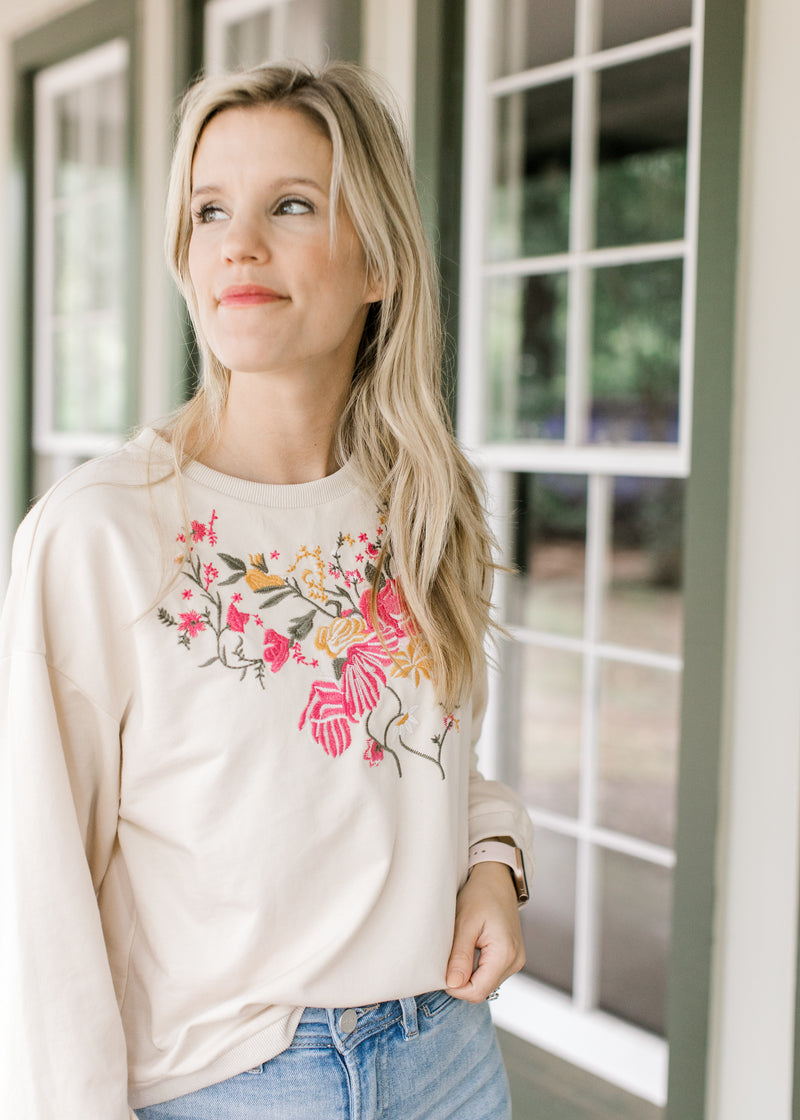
[274,197,314,216]
[192,203,226,225]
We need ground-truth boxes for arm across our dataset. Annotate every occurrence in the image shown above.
[0,515,132,1118]
[446,662,534,1002]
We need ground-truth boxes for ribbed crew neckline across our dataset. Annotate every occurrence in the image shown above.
[135,428,359,509]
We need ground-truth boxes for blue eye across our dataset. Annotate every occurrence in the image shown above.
[275,197,313,216]
[193,203,225,224]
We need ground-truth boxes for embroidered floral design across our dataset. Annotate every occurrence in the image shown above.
[157,510,456,776]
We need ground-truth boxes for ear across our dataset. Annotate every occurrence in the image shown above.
[364,270,385,304]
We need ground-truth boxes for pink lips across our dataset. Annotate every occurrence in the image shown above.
[218,285,285,307]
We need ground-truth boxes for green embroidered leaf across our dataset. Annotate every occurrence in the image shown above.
[218,552,247,572]
[288,609,316,642]
[217,571,245,587]
[158,608,176,627]
[332,656,346,681]
[259,587,295,609]
[199,657,219,668]
[364,561,377,584]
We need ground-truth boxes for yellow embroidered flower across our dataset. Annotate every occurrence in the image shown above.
[390,636,433,687]
[287,545,327,604]
[315,615,368,657]
[245,554,284,593]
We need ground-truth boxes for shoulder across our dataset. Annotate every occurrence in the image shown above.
[13,431,173,570]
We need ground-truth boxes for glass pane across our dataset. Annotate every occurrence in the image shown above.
[505,641,582,817]
[598,850,672,1034]
[489,82,572,260]
[602,0,693,51]
[54,205,89,315]
[89,190,126,310]
[605,477,684,656]
[226,12,272,68]
[590,258,682,444]
[597,660,680,847]
[596,51,690,248]
[521,828,576,995]
[486,273,568,441]
[95,72,127,173]
[55,89,83,197]
[224,1,329,70]
[491,0,576,77]
[507,472,587,636]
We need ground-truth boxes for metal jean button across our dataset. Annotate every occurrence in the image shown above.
[339,1008,358,1034]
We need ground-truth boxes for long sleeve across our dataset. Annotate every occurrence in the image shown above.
[0,652,131,1119]
[466,660,535,890]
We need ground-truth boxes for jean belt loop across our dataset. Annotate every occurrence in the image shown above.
[399,995,419,1039]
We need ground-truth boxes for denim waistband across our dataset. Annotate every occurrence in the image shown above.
[294,992,453,1051]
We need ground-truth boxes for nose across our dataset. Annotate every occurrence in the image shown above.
[222,212,270,264]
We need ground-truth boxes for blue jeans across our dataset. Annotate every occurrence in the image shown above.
[134,991,511,1119]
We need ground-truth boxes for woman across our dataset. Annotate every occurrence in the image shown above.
[0,62,533,1119]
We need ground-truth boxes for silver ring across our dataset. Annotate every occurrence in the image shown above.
[487,989,500,1001]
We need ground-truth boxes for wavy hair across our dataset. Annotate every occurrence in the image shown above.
[163,60,495,710]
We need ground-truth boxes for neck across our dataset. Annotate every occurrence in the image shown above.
[200,369,350,485]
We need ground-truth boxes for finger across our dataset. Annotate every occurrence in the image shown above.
[445,932,481,990]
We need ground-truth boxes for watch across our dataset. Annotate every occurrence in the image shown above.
[468,838,530,904]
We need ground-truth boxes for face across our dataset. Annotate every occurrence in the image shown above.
[187,105,379,388]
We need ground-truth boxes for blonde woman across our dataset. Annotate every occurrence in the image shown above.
[0,62,533,1119]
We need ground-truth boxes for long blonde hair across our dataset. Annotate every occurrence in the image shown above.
[164,60,495,710]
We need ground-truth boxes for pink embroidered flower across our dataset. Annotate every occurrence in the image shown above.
[366,542,379,557]
[363,739,383,767]
[359,532,368,542]
[182,589,193,600]
[226,602,250,633]
[208,510,219,546]
[299,680,352,757]
[270,550,280,559]
[232,593,242,603]
[355,553,364,563]
[190,520,207,541]
[178,611,205,637]
[341,639,390,718]
[203,563,219,590]
[262,629,290,673]
[358,579,408,650]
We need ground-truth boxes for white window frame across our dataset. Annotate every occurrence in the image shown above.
[33,37,130,462]
[460,0,706,1106]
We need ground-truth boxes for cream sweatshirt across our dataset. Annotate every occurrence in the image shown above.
[0,430,533,1117]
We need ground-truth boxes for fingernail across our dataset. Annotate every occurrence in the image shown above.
[447,969,465,987]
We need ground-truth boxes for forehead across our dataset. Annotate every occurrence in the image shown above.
[192,104,333,182]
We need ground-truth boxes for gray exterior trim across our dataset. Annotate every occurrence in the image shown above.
[665,0,747,1114]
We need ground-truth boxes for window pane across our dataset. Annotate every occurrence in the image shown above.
[222,0,330,70]
[486,273,568,441]
[597,660,680,848]
[521,827,576,995]
[596,51,690,248]
[590,259,682,444]
[504,641,583,817]
[225,12,272,67]
[491,0,576,77]
[605,477,684,656]
[598,850,672,1034]
[507,472,587,637]
[602,0,692,51]
[489,82,572,260]
[55,89,83,196]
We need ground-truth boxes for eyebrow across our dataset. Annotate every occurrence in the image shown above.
[190,176,326,200]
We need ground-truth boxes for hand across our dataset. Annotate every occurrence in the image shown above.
[445,861,526,1003]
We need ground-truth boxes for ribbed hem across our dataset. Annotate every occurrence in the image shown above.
[127,1005,304,1109]
[133,428,358,508]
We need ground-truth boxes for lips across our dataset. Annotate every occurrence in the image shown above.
[218,285,286,307]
